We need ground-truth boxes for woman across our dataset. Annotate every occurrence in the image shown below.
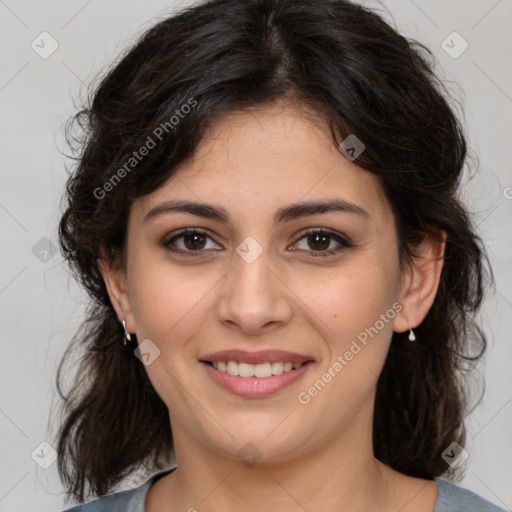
[56,0,505,510]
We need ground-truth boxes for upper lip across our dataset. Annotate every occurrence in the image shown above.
[200,350,314,365]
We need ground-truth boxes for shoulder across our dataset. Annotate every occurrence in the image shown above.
[61,485,148,512]
[434,478,507,512]
[61,469,175,512]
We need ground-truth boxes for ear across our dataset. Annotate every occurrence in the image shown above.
[393,229,446,333]
[98,256,136,333]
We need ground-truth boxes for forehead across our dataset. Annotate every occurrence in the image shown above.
[135,102,392,224]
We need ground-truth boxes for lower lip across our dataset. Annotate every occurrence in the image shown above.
[201,361,314,398]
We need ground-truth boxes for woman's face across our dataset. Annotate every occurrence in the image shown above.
[113,102,411,463]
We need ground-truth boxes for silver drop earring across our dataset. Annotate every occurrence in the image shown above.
[122,320,132,345]
[408,329,416,342]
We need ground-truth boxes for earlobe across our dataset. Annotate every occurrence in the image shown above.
[97,257,135,332]
[393,229,446,334]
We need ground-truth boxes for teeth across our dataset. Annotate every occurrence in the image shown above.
[254,362,271,378]
[271,362,283,375]
[211,360,306,377]
[227,361,238,376]
[239,362,255,377]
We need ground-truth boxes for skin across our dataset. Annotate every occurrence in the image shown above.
[100,101,445,512]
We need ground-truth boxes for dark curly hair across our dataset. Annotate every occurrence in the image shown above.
[55,0,492,503]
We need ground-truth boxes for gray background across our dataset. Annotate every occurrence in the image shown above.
[0,1,511,511]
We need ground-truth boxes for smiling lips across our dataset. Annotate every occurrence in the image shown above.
[212,360,303,377]
[200,349,314,397]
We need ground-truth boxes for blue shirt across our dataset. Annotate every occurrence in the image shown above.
[62,468,507,511]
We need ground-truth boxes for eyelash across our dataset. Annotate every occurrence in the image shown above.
[163,228,352,258]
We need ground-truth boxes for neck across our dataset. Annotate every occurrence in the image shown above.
[158,408,396,511]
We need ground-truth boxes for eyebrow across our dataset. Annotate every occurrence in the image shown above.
[144,198,370,225]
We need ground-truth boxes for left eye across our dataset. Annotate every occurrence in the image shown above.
[292,229,351,256]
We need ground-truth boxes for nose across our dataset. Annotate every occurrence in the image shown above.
[217,242,293,335]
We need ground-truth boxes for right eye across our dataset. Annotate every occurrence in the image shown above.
[163,228,222,256]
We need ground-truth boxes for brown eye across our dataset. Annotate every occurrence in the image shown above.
[183,232,207,250]
[293,229,351,257]
[306,232,330,251]
[164,228,221,255]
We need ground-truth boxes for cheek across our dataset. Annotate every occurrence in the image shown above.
[126,262,216,405]
[128,261,216,344]
[293,265,399,421]
[306,257,399,339]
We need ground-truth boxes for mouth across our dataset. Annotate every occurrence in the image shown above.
[199,350,315,398]
[201,359,311,377]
